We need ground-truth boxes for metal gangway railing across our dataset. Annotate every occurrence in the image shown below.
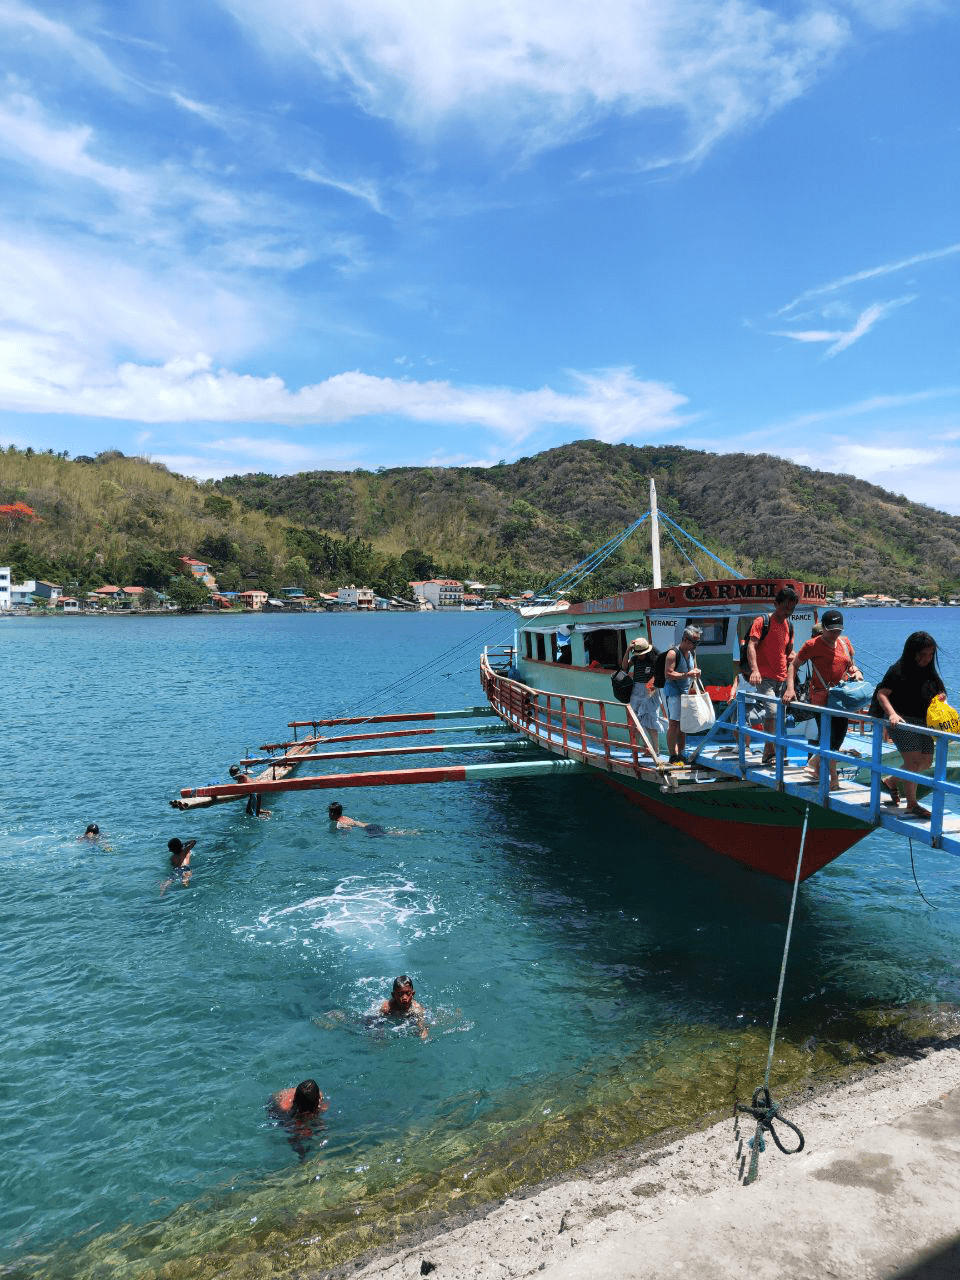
[482,648,960,858]
[688,692,960,851]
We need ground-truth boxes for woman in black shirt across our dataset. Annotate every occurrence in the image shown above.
[875,631,946,819]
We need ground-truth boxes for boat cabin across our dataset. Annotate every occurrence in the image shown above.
[512,578,825,704]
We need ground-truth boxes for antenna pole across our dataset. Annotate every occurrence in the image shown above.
[650,479,661,588]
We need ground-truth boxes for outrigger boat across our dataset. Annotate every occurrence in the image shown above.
[479,481,960,882]
[173,482,960,884]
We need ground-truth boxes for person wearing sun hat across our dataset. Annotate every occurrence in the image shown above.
[785,608,863,790]
[620,633,661,757]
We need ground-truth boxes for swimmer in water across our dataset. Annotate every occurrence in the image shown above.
[78,823,111,849]
[161,837,196,892]
[268,1078,328,1161]
[229,764,271,818]
[327,802,385,836]
[381,975,428,1040]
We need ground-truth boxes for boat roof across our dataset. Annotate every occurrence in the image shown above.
[559,578,825,621]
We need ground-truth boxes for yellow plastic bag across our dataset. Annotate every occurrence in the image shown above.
[926,698,960,734]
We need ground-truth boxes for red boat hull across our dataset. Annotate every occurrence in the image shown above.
[604,774,872,882]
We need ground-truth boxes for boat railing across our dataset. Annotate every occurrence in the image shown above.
[481,653,659,774]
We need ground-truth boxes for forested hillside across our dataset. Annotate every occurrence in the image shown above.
[217,442,960,597]
[1,441,958,599]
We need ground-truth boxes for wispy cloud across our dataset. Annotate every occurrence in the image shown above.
[773,298,912,356]
[768,387,960,433]
[221,0,852,164]
[293,166,386,217]
[777,242,960,315]
[0,0,127,90]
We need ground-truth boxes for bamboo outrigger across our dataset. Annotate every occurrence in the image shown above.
[171,707,579,811]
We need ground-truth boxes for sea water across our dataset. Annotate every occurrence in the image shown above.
[3,607,960,1277]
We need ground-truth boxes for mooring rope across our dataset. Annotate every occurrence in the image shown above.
[735,805,809,1184]
[909,836,938,910]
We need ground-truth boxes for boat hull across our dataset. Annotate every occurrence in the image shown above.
[600,769,872,882]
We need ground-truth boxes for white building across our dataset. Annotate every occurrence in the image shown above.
[0,566,10,610]
[411,578,464,609]
[337,585,375,610]
[10,579,63,606]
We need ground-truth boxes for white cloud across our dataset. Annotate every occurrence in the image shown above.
[0,237,265,365]
[0,0,126,89]
[774,298,912,356]
[0,331,689,444]
[221,0,850,162]
[777,242,960,315]
[293,166,386,217]
[0,93,142,198]
[768,388,959,433]
[777,437,960,513]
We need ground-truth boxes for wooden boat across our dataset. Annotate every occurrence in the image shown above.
[479,483,875,882]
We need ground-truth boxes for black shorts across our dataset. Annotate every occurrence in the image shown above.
[891,718,934,756]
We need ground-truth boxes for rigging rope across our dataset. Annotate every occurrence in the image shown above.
[658,513,744,579]
[661,524,704,580]
[735,805,809,1184]
[317,515,651,729]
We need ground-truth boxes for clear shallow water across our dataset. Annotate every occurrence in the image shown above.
[3,607,960,1276]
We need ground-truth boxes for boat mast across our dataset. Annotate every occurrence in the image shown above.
[650,478,661,588]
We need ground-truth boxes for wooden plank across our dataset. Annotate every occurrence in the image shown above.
[289,707,498,728]
[177,757,586,801]
[240,739,530,767]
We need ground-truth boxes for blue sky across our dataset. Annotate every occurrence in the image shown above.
[1,1,958,509]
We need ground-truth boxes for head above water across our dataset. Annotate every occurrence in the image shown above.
[85,823,99,836]
[229,764,243,779]
[328,802,344,820]
[292,1079,322,1114]
[168,836,196,865]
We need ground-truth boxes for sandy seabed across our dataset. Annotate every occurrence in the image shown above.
[320,1043,960,1280]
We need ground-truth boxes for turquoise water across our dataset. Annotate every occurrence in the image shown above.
[3,608,960,1275]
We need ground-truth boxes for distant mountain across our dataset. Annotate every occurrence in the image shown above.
[216,441,960,597]
[2,442,958,599]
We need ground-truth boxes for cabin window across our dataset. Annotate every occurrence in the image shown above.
[686,616,728,646]
[535,633,547,661]
[582,628,622,668]
[523,632,533,659]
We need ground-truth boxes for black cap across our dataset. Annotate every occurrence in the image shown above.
[821,608,844,632]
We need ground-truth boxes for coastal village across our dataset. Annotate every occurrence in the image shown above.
[0,557,518,613]
[0,557,955,615]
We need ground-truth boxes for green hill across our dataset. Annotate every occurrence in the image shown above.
[1,441,958,600]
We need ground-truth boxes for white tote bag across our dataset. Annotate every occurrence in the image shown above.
[680,678,716,734]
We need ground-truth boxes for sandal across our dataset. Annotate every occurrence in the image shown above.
[906,803,931,820]
[881,778,900,807]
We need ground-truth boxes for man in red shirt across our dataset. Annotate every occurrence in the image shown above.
[745,586,798,765]
[785,607,862,789]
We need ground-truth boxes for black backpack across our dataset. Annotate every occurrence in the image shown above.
[738,615,793,674]
[653,647,677,689]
